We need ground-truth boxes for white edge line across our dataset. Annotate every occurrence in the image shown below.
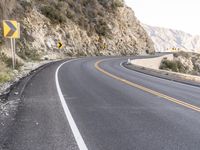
[120,61,139,73]
[120,61,132,72]
[55,59,88,150]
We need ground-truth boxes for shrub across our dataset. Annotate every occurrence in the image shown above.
[173,51,190,59]
[76,50,87,57]
[40,0,116,37]
[98,0,110,8]
[98,0,124,9]
[17,48,40,61]
[95,19,111,36]
[20,0,33,10]
[194,63,200,72]
[64,51,74,57]
[0,30,4,46]
[160,59,186,73]
[120,50,127,56]
[41,5,66,23]
[0,53,22,70]
[0,38,3,46]
[93,50,102,56]
[112,0,124,8]
[66,9,75,19]
[0,73,11,83]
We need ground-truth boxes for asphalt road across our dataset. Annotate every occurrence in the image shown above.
[2,57,200,150]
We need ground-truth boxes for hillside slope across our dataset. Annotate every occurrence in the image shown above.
[143,24,200,53]
[0,0,154,61]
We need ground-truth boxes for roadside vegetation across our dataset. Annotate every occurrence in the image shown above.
[160,51,200,76]
[0,72,12,83]
[40,0,124,37]
[160,58,187,73]
[0,62,12,84]
[0,53,22,70]
[0,52,23,84]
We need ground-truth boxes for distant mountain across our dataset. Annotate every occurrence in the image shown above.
[142,24,200,53]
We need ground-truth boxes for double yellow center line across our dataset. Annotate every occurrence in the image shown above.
[95,60,200,112]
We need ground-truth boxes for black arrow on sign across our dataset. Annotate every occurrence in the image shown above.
[58,42,62,48]
[6,21,17,37]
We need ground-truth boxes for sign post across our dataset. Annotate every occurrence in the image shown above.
[13,38,16,66]
[3,20,20,70]
[10,38,15,69]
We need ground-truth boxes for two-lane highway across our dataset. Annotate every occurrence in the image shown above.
[2,57,200,150]
[57,57,200,150]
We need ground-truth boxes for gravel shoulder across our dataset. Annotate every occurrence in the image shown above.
[0,60,58,146]
[0,61,52,95]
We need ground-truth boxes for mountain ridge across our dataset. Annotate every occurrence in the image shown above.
[143,24,200,53]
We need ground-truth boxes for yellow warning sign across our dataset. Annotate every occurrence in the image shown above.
[3,20,20,39]
[57,41,63,49]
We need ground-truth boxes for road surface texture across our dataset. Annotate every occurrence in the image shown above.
[2,57,200,150]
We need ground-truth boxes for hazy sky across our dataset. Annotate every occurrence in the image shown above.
[125,0,200,35]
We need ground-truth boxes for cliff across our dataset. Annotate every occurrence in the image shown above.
[0,0,154,60]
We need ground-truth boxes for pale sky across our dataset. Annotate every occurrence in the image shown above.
[125,0,200,35]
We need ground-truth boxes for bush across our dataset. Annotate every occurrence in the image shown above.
[40,0,117,37]
[98,0,124,9]
[160,59,186,73]
[112,0,124,8]
[0,30,4,46]
[93,50,102,56]
[17,48,40,61]
[173,51,190,59]
[44,57,49,60]
[66,9,75,19]
[194,63,200,72]
[41,5,66,23]
[120,50,127,56]
[76,50,87,57]
[0,73,11,83]
[20,0,33,10]
[64,51,74,57]
[95,19,111,36]
[0,53,23,70]
[0,38,3,46]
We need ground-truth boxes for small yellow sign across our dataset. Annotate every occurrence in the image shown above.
[57,41,63,49]
[3,20,20,39]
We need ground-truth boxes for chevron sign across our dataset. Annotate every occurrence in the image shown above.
[3,20,20,39]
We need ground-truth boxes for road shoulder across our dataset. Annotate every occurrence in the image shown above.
[123,62,200,87]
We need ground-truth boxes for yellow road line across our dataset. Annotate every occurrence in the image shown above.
[95,60,200,112]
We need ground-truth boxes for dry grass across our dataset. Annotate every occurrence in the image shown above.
[0,62,12,84]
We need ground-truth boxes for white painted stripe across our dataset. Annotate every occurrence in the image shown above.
[55,59,88,150]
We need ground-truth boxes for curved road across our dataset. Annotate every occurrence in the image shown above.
[3,57,200,150]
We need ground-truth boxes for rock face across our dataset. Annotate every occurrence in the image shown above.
[143,24,200,53]
[0,0,154,60]
[0,0,16,19]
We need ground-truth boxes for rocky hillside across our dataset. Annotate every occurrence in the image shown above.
[143,24,200,53]
[0,0,154,62]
